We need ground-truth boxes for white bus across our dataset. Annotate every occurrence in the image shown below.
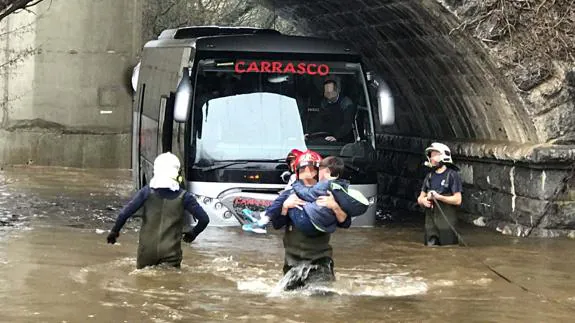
[132,26,394,227]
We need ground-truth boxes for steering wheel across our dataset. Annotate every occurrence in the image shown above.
[305,132,332,140]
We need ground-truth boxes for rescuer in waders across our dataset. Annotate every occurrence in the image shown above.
[417,143,463,246]
[266,150,351,290]
[106,152,210,269]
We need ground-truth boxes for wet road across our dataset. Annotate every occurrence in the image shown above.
[0,166,574,322]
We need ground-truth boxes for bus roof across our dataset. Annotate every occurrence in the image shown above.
[144,33,359,58]
[157,26,281,40]
[195,34,358,56]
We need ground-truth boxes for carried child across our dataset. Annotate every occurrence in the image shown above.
[287,155,369,236]
[242,151,369,237]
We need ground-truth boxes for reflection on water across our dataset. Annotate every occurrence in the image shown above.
[0,166,574,322]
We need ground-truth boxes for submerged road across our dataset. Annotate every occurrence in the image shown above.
[0,166,574,322]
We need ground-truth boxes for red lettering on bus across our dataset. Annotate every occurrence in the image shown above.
[233,197,273,208]
[246,61,259,73]
[235,61,246,73]
[306,64,317,75]
[234,61,331,76]
[297,63,306,75]
[260,61,272,73]
[317,64,330,76]
[272,62,282,73]
[284,62,296,74]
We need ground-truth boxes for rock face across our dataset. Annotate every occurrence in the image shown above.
[439,0,575,144]
[376,134,575,237]
[260,0,575,236]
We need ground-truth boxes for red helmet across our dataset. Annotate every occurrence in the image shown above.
[286,149,304,172]
[294,149,322,172]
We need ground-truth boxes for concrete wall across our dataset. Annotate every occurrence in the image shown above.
[0,0,141,168]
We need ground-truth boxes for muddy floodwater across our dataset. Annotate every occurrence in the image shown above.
[0,166,574,322]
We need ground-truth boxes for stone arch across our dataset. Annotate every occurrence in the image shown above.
[260,0,575,236]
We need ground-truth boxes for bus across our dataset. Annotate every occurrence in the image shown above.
[132,26,394,228]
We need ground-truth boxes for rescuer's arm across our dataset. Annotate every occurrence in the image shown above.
[317,191,351,228]
[268,191,303,229]
[107,186,150,244]
[182,193,210,243]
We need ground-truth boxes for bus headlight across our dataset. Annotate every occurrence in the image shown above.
[194,194,236,221]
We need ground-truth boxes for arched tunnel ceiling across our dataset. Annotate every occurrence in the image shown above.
[259,0,543,145]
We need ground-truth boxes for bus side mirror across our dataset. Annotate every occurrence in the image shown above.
[174,67,193,123]
[368,71,394,126]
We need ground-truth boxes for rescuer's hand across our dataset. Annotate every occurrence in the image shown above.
[317,191,339,210]
[418,194,433,208]
[421,199,433,208]
[283,194,305,211]
[427,190,438,200]
[107,231,119,244]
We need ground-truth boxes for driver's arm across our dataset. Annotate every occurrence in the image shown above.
[334,98,356,140]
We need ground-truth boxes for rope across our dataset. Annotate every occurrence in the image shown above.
[430,194,573,309]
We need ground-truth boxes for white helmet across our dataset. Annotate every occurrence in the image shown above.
[424,142,453,167]
[153,152,180,174]
[150,152,182,191]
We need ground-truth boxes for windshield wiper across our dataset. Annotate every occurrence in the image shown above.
[194,162,250,171]
[215,159,285,163]
[194,159,285,171]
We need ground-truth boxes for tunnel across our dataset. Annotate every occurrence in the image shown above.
[252,0,575,237]
[0,0,573,238]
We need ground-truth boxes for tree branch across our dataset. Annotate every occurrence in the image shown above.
[0,0,46,22]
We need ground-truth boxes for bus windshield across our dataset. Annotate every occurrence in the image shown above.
[191,58,374,163]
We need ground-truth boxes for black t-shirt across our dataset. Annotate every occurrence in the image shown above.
[421,168,462,196]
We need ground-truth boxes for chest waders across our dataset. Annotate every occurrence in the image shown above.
[423,171,459,246]
[424,201,459,246]
[281,224,335,290]
[137,190,185,269]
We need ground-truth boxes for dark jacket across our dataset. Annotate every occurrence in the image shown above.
[111,185,209,239]
[308,96,356,141]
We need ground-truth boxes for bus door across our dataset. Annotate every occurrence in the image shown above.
[157,93,176,154]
